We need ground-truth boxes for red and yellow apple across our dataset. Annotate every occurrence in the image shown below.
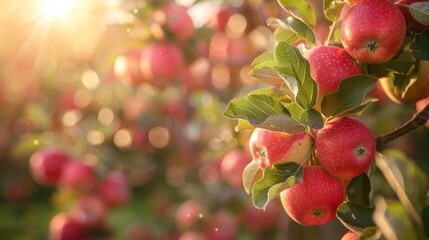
[379,60,429,104]
[249,128,312,169]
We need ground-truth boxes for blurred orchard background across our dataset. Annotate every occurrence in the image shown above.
[1,0,429,239]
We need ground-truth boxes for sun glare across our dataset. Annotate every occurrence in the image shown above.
[41,0,74,19]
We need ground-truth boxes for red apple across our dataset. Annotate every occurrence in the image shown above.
[140,43,185,87]
[304,45,361,95]
[29,148,69,186]
[49,213,85,240]
[71,194,107,229]
[249,128,312,169]
[98,171,132,207]
[175,199,206,230]
[341,230,361,240]
[114,49,146,85]
[315,117,376,180]
[220,149,250,188]
[341,0,406,63]
[279,166,346,226]
[395,0,428,31]
[204,211,237,240]
[164,3,195,41]
[59,160,96,192]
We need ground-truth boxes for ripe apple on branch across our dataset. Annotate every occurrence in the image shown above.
[223,0,429,239]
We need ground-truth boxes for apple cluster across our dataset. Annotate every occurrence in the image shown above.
[249,114,376,226]
[29,147,132,239]
[244,0,425,227]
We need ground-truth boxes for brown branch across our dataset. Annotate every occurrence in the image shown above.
[376,98,429,150]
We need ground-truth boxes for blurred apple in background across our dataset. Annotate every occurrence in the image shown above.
[49,213,85,240]
[98,171,132,207]
[29,148,69,186]
[59,160,97,193]
[220,148,249,188]
[175,198,206,230]
[204,210,237,240]
[114,49,146,85]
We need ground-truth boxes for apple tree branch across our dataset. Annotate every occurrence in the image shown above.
[375,98,429,150]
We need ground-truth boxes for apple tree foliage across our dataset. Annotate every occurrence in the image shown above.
[224,0,429,239]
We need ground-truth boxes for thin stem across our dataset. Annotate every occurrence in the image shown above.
[324,21,337,46]
[375,97,429,150]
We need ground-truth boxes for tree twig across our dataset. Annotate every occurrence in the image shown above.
[376,98,429,150]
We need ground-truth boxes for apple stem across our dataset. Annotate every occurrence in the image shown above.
[375,97,429,150]
[324,21,338,46]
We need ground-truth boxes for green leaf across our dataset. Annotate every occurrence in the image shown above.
[375,150,429,225]
[250,51,283,85]
[340,98,378,117]
[347,173,371,206]
[410,30,429,61]
[379,50,417,74]
[235,119,253,132]
[337,202,376,233]
[321,74,378,118]
[252,162,302,210]
[223,93,289,125]
[409,2,429,26]
[323,0,346,22]
[274,41,318,109]
[243,161,263,195]
[373,198,423,240]
[299,108,324,129]
[277,0,316,27]
[286,102,324,129]
[223,91,305,133]
[274,27,301,44]
[269,17,316,45]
